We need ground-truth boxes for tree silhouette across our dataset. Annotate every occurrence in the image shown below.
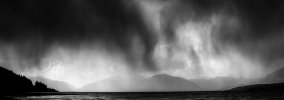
[0,66,57,93]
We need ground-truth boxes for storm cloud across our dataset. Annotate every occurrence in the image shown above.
[1,0,284,89]
[0,0,158,72]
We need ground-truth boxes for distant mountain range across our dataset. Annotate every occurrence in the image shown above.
[80,67,284,92]
[191,77,237,90]
[0,66,57,93]
[80,74,201,92]
[2,64,284,92]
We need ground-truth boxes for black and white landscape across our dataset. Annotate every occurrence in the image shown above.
[0,0,284,99]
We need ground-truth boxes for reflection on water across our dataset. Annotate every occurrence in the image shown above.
[20,95,104,100]
[5,92,284,100]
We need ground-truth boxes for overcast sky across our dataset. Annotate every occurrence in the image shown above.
[0,0,284,91]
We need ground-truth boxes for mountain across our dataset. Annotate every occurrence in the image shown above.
[228,67,284,92]
[261,68,284,83]
[191,77,237,90]
[229,82,284,92]
[80,74,201,92]
[80,75,148,92]
[150,74,201,91]
[0,66,57,93]
[31,77,74,92]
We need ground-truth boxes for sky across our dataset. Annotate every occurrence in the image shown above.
[0,0,284,91]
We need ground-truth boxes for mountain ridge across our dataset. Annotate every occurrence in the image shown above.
[80,74,201,92]
[229,82,284,92]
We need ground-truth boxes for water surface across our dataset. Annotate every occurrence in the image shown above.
[4,92,284,100]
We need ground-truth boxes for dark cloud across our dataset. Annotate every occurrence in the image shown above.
[0,0,157,71]
[1,0,284,72]
[227,0,284,68]
[233,0,284,38]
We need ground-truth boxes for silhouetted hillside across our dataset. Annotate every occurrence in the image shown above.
[31,77,74,92]
[229,82,284,92]
[0,67,57,93]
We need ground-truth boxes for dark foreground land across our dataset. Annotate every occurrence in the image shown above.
[0,67,57,93]
[1,91,284,100]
